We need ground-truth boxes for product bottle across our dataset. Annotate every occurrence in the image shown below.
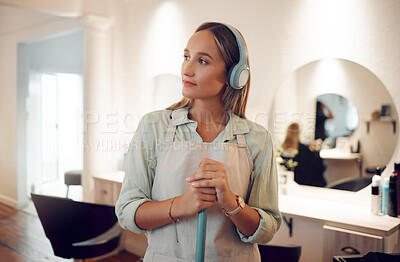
[394,163,400,215]
[382,177,390,215]
[389,171,399,217]
[376,167,382,176]
[371,175,381,215]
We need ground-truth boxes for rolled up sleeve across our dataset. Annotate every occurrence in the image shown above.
[115,116,156,234]
[238,128,282,244]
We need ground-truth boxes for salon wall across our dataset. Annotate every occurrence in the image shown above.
[0,0,125,207]
[0,6,83,207]
[121,0,400,174]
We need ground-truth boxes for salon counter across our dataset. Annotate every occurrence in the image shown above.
[92,171,400,261]
[270,181,400,262]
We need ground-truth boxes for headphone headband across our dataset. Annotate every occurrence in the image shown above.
[223,24,250,90]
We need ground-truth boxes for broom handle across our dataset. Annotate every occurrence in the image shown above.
[195,208,207,262]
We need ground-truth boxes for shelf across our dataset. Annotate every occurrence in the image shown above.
[364,118,396,134]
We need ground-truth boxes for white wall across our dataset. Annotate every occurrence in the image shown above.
[26,30,83,73]
[120,0,400,174]
[0,1,125,206]
[0,5,83,207]
[1,0,400,207]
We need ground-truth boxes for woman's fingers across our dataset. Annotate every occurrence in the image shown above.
[186,158,226,182]
[198,191,217,202]
[198,187,216,195]
[193,159,235,209]
[195,200,215,211]
[199,158,221,166]
[182,158,234,211]
[199,161,223,171]
[186,172,215,182]
[186,168,225,182]
[189,186,216,210]
[191,179,221,188]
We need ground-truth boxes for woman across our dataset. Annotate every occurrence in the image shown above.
[281,122,326,187]
[116,22,281,261]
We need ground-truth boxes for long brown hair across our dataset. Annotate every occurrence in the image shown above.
[282,123,300,150]
[166,22,251,118]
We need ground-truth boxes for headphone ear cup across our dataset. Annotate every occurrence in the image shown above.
[228,63,249,90]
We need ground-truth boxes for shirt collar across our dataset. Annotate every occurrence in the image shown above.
[170,107,250,137]
[170,107,194,126]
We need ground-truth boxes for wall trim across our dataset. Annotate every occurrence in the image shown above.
[0,194,18,209]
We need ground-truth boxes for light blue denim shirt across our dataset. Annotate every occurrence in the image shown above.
[116,107,281,244]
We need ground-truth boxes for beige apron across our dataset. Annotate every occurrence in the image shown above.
[144,124,261,262]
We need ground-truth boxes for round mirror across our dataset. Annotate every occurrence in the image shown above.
[269,58,399,189]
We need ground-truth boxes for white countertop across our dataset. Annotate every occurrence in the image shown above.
[92,170,125,183]
[279,181,400,236]
[92,170,400,236]
[319,148,362,160]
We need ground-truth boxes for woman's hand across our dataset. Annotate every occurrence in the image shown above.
[174,181,217,217]
[186,158,237,212]
[136,158,260,236]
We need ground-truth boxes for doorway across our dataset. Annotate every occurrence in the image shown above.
[18,29,84,204]
[26,71,83,197]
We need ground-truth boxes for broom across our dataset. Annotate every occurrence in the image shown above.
[195,209,207,262]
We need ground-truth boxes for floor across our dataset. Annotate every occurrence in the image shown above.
[0,201,140,262]
[0,201,68,262]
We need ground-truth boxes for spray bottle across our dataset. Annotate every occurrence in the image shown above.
[394,163,400,215]
[382,177,390,215]
[371,174,381,215]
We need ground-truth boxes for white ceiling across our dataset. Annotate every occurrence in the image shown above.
[0,4,56,35]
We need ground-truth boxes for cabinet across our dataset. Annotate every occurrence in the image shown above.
[269,215,325,262]
[269,183,400,262]
[323,225,383,261]
[94,178,121,205]
[93,172,148,257]
[270,212,398,262]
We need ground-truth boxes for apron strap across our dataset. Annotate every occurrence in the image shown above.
[165,125,176,142]
[236,134,246,145]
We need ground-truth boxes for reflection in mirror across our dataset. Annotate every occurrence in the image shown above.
[269,58,399,190]
[315,93,359,144]
[279,122,327,187]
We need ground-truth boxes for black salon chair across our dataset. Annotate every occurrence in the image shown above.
[258,244,301,262]
[327,177,372,192]
[31,193,121,260]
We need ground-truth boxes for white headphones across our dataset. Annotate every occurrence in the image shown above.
[223,24,250,90]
